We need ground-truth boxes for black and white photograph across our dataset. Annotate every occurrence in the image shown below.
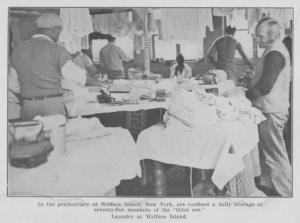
[1,1,300,222]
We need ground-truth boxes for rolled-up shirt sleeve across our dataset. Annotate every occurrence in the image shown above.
[61,60,87,87]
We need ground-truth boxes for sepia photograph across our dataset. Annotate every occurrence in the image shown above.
[1,1,300,222]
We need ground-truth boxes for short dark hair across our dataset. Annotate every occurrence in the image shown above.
[176,54,184,64]
[107,35,116,42]
[225,26,236,35]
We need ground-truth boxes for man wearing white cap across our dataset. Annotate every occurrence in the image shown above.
[10,13,110,121]
[99,35,131,80]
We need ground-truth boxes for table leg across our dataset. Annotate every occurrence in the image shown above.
[152,160,167,196]
[140,160,147,186]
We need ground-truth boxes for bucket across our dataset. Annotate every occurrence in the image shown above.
[49,125,66,157]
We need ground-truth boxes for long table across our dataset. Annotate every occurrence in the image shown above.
[137,121,263,197]
[64,93,169,185]
[8,128,141,196]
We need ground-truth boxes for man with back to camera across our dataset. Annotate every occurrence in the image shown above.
[207,25,254,85]
[247,18,292,196]
[10,12,110,121]
[99,35,131,80]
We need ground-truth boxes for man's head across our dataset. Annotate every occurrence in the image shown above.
[225,26,236,36]
[254,18,280,48]
[35,12,63,42]
[107,35,116,42]
[176,54,185,65]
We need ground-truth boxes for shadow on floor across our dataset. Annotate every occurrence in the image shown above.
[116,166,191,197]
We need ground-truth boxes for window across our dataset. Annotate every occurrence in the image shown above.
[229,9,286,59]
[153,36,176,60]
[230,10,254,59]
[152,36,204,61]
[91,35,134,63]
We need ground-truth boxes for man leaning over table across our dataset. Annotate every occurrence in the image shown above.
[10,13,110,121]
[246,18,292,196]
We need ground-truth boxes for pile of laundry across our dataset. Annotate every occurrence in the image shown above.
[66,117,111,142]
[194,87,266,124]
[164,87,266,132]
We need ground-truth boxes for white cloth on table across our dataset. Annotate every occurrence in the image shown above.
[163,89,217,129]
[138,88,263,191]
[137,120,260,191]
[64,98,170,117]
[33,115,67,131]
[8,128,141,196]
[65,117,110,141]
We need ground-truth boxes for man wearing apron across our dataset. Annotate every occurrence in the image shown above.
[247,18,292,196]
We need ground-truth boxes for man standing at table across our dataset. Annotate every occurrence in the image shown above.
[99,35,131,80]
[247,18,292,196]
[207,26,254,85]
[10,12,110,121]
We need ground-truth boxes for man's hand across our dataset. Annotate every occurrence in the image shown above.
[92,74,100,80]
[98,81,111,90]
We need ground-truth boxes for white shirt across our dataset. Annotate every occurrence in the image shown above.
[170,63,192,79]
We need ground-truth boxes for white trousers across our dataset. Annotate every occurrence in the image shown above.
[258,110,292,196]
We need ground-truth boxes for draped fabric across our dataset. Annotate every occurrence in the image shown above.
[226,9,246,29]
[59,8,94,54]
[260,8,293,29]
[224,8,293,34]
[245,8,260,34]
[213,8,235,17]
[92,12,132,36]
[160,8,213,42]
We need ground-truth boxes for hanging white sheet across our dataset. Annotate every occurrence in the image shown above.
[92,12,131,37]
[59,8,94,54]
[160,8,213,42]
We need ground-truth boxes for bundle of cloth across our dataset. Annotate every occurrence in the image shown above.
[202,69,227,85]
[66,116,111,141]
[163,87,265,133]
